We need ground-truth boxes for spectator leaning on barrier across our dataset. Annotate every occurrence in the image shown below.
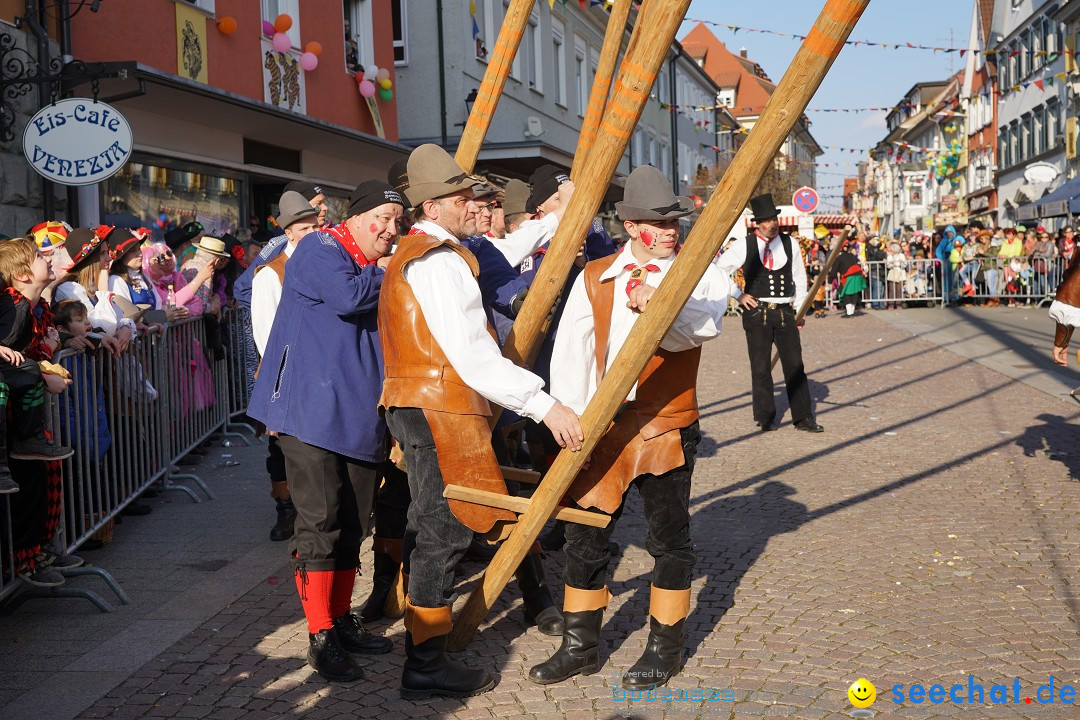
[249,191,320,543]
[29,220,72,305]
[141,242,207,319]
[865,237,886,309]
[885,242,906,310]
[54,228,135,357]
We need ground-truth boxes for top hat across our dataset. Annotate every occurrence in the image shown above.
[749,194,781,222]
[164,221,204,250]
[615,165,695,222]
[405,144,475,207]
[503,179,532,217]
[276,190,319,229]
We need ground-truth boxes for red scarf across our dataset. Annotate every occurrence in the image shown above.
[3,287,55,361]
[323,224,374,268]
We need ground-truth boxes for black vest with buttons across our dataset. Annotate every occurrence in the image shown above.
[742,232,794,300]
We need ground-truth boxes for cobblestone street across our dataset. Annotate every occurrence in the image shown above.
[4,310,1079,720]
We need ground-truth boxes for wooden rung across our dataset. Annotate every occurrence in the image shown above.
[443,485,609,528]
[500,465,540,485]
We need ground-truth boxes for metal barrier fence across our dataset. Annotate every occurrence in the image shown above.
[0,311,256,612]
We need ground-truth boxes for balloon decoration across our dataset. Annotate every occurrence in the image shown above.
[378,87,393,101]
[358,80,376,98]
[272,32,291,53]
[376,68,390,82]
[305,41,322,57]
[273,14,293,33]
[216,17,238,35]
[379,78,392,90]
[261,20,275,37]
[299,52,319,72]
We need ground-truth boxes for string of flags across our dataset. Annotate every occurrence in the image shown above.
[687,17,1080,57]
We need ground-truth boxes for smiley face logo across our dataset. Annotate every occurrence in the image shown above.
[848,678,876,709]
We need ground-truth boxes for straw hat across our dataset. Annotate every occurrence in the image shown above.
[195,236,231,258]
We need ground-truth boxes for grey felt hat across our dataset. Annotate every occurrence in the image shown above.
[275,191,319,229]
[502,179,533,216]
[615,165,695,222]
[405,144,475,206]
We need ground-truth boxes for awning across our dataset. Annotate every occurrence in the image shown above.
[744,214,856,228]
[1021,175,1080,218]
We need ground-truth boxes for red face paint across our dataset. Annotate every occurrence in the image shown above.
[369,223,380,233]
[641,231,654,248]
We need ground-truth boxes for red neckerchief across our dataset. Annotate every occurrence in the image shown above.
[323,223,374,268]
[3,287,55,361]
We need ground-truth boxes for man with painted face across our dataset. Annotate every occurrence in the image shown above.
[532,165,730,689]
[716,193,823,433]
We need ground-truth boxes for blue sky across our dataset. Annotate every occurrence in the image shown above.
[682,1,974,210]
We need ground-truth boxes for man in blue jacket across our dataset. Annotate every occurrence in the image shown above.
[248,180,405,683]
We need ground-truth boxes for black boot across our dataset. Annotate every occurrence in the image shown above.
[528,609,603,684]
[270,499,296,542]
[401,602,495,700]
[307,628,365,682]
[332,611,393,654]
[515,552,564,636]
[621,617,687,689]
[360,538,401,622]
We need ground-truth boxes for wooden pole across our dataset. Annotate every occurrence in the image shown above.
[449,0,873,650]
[570,0,634,179]
[769,226,853,370]
[455,0,536,173]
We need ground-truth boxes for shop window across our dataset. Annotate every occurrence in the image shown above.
[263,0,301,48]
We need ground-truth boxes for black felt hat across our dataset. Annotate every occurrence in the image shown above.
[164,221,204,250]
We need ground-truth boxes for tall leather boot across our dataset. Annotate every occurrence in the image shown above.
[400,597,495,700]
[360,537,402,622]
[621,585,690,689]
[515,548,564,636]
[528,586,607,685]
[270,498,296,542]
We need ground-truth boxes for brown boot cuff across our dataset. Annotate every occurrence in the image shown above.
[404,597,453,645]
[270,481,290,501]
[649,585,691,626]
[372,537,403,563]
[563,585,610,613]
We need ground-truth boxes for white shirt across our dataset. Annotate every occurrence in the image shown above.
[488,213,560,267]
[715,232,809,308]
[250,242,296,355]
[54,281,137,338]
[403,220,556,422]
[550,243,731,415]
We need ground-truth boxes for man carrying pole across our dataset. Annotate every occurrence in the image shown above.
[529,165,731,689]
[715,194,824,433]
[378,144,583,700]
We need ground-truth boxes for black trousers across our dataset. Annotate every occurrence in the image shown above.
[278,434,379,573]
[563,423,700,592]
[741,304,812,425]
[266,434,287,486]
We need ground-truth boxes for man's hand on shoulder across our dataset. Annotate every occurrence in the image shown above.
[543,401,584,452]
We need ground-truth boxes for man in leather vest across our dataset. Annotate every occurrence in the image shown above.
[716,194,824,433]
[378,144,583,700]
[530,165,730,689]
[1050,251,1080,367]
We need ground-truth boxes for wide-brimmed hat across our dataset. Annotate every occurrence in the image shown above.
[66,227,109,273]
[195,236,231,258]
[387,159,410,197]
[503,179,532,217]
[276,190,319,229]
[749,194,781,222]
[470,175,498,200]
[615,165,695,222]
[164,221,204,250]
[405,144,475,207]
[108,228,141,263]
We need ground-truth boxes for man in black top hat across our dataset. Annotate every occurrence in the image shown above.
[716,194,823,433]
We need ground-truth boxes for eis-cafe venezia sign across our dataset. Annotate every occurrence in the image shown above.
[22,98,133,186]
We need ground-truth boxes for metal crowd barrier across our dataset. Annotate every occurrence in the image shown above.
[1,312,256,612]
[222,307,259,439]
[819,258,947,311]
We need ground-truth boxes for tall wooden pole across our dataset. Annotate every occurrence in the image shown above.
[449,0,873,650]
[570,0,634,179]
[455,0,536,173]
[500,0,675,373]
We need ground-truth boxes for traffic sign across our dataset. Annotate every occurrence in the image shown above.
[792,186,819,214]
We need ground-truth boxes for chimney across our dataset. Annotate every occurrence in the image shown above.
[740,47,748,59]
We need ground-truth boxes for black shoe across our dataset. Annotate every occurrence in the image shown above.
[528,609,603,685]
[120,501,152,516]
[793,420,825,433]
[0,467,17,494]
[538,521,566,551]
[401,630,495,700]
[9,434,74,461]
[270,499,296,542]
[360,547,401,622]
[308,628,365,682]
[19,566,65,587]
[465,536,498,561]
[516,553,564,636]
[759,420,779,432]
[333,611,392,654]
[622,617,686,690]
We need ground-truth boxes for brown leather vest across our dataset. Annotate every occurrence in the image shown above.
[378,234,491,416]
[583,255,700,438]
[1055,253,1080,307]
[254,249,289,285]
